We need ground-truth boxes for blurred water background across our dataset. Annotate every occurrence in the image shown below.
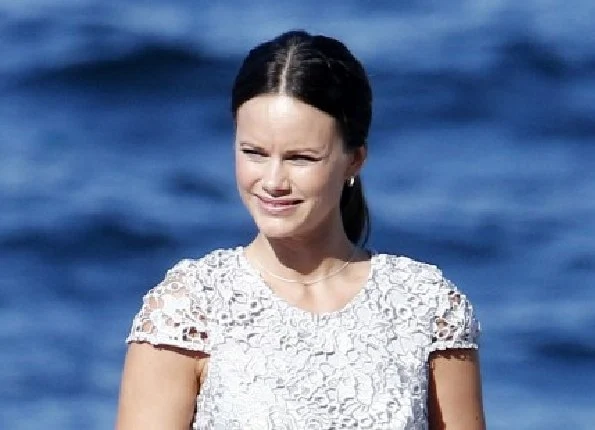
[1,1,594,429]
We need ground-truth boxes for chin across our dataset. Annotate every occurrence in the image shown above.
[245,199,333,241]
[254,219,305,240]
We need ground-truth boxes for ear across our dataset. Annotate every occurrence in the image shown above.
[346,146,367,179]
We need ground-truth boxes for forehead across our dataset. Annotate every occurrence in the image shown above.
[235,95,340,148]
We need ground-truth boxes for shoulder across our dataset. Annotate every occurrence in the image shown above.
[374,252,481,350]
[198,246,244,269]
[174,246,241,268]
[131,247,243,309]
[374,252,472,307]
[375,252,447,289]
[166,246,243,286]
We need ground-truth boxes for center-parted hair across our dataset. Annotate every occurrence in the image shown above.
[231,30,372,246]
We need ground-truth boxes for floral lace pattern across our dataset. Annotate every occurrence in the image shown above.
[126,247,480,430]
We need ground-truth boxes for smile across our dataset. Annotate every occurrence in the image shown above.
[256,195,303,214]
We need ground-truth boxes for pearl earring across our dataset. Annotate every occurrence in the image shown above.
[347,176,355,187]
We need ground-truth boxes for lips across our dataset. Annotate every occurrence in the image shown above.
[255,195,303,214]
[257,196,303,206]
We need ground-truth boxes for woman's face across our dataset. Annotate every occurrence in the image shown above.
[235,95,364,241]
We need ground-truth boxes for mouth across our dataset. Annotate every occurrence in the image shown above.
[255,195,303,213]
[257,196,303,206]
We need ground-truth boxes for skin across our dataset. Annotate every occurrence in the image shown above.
[234,95,368,289]
[429,349,486,429]
[115,94,486,429]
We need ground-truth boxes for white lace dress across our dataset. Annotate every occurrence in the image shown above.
[126,247,480,430]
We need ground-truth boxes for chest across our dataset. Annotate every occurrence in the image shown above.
[196,292,433,429]
[209,303,429,393]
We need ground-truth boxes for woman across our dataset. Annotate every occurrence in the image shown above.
[116,30,485,429]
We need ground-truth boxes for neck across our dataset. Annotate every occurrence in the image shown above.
[249,221,359,280]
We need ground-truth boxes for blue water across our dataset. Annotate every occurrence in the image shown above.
[1,1,594,429]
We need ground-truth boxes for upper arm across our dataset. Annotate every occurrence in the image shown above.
[428,348,485,430]
[117,259,212,429]
[426,268,484,429]
[116,342,206,430]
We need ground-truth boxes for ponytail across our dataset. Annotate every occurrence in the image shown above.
[340,176,370,246]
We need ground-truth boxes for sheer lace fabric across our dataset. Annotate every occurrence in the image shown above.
[126,247,480,430]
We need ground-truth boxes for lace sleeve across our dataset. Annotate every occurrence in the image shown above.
[125,259,211,353]
[429,275,480,354]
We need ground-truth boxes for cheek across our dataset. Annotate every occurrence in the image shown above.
[235,156,255,189]
[297,168,344,199]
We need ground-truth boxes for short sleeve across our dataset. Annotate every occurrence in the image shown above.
[429,275,480,354]
[125,259,211,353]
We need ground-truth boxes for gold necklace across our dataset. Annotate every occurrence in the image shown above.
[251,247,360,286]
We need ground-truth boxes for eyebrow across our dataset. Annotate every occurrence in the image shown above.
[238,141,326,155]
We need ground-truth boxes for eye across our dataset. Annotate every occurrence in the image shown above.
[241,148,266,159]
[288,154,319,164]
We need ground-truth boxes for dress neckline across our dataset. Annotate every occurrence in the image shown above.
[236,245,378,320]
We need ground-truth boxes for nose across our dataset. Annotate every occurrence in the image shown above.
[262,159,290,196]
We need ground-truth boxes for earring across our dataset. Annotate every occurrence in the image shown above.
[347,176,355,187]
